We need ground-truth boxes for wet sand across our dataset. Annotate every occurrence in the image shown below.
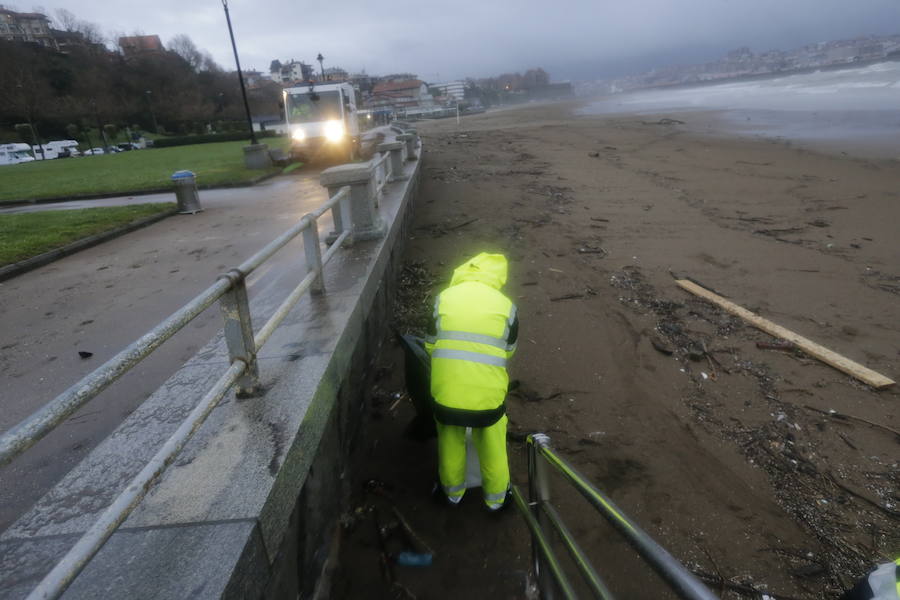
[334,102,899,599]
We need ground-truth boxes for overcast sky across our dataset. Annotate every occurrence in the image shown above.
[20,0,900,81]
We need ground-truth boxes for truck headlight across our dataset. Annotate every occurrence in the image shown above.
[324,120,345,142]
[292,128,306,141]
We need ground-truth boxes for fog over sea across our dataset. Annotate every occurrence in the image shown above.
[582,61,900,158]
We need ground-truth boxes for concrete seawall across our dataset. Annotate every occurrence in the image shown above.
[0,145,422,598]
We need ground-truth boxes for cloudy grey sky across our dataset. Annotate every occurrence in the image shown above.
[21,0,900,81]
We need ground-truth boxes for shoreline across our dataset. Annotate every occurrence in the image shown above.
[605,56,900,95]
[575,104,900,161]
[576,61,900,161]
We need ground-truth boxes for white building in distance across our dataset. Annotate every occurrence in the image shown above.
[431,81,466,101]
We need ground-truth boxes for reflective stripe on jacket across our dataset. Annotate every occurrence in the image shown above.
[426,253,517,427]
[841,559,900,600]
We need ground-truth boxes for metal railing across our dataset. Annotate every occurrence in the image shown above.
[514,434,718,600]
[372,149,392,197]
[1,184,355,600]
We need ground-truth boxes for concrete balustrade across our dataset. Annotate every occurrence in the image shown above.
[397,133,419,160]
[377,141,407,181]
[319,162,386,243]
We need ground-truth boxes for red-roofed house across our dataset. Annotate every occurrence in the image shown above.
[118,35,165,57]
[368,79,433,110]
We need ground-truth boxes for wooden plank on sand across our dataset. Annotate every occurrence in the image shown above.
[675,279,895,389]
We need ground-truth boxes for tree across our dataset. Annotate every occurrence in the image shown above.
[15,123,35,145]
[269,59,282,74]
[55,8,79,32]
[103,123,119,144]
[0,43,50,153]
[55,8,105,45]
[200,51,220,73]
[168,34,204,71]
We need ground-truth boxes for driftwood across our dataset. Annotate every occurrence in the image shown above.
[676,280,895,389]
[802,405,900,441]
[691,569,805,600]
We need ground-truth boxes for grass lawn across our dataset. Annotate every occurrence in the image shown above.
[0,137,290,204]
[0,203,175,266]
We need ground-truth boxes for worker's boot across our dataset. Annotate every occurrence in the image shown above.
[487,488,513,514]
[431,482,460,507]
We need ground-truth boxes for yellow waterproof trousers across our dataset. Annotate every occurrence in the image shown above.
[436,415,509,509]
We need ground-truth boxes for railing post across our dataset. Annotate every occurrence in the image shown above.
[217,269,260,397]
[301,215,325,295]
[381,150,392,185]
[397,133,418,161]
[372,155,386,206]
[320,163,385,244]
[377,141,407,181]
[528,433,556,600]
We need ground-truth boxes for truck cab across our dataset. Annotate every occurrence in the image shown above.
[283,82,360,162]
[0,143,35,166]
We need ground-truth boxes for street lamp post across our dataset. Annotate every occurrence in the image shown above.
[221,0,258,145]
[317,53,325,80]
[145,90,159,134]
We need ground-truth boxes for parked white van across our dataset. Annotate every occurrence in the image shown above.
[31,140,80,160]
[0,143,35,166]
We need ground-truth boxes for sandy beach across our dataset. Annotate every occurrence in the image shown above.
[334,102,899,599]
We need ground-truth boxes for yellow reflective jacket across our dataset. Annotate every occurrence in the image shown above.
[425,253,518,427]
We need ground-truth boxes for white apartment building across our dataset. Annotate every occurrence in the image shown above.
[431,81,466,102]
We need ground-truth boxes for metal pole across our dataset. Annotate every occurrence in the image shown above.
[526,437,543,596]
[0,277,232,467]
[511,486,577,600]
[217,269,260,396]
[456,102,460,125]
[541,502,616,599]
[302,215,325,295]
[529,433,556,600]
[221,0,259,145]
[25,361,246,600]
[530,435,719,600]
[317,53,325,80]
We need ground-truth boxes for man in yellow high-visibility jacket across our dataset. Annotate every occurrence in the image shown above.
[425,253,518,511]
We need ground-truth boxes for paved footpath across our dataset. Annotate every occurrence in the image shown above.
[0,191,184,213]
[0,171,331,531]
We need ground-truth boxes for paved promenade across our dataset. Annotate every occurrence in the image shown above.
[0,171,329,531]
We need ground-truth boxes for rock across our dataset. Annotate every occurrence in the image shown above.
[650,336,673,355]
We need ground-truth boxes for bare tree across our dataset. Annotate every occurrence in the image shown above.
[168,34,204,71]
[201,51,221,73]
[78,21,105,45]
[0,46,49,154]
[54,8,105,45]
[55,8,78,31]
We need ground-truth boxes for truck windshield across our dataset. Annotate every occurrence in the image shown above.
[286,90,342,123]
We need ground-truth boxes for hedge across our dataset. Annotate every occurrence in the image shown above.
[151,130,284,148]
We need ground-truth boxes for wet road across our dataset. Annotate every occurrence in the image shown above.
[0,171,332,531]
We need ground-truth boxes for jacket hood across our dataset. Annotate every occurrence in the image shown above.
[449,253,508,290]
